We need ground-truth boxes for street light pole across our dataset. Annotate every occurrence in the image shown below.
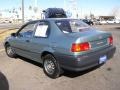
[22,0,24,23]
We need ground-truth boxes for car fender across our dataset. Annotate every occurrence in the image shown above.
[41,46,55,57]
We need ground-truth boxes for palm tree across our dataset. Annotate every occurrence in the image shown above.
[33,7,38,13]
[29,6,32,11]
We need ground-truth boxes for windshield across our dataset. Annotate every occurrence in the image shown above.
[55,19,90,33]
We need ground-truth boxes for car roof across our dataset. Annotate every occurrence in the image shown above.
[28,18,78,23]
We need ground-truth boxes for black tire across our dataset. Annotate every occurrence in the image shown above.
[5,44,17,58]
[43,54,61,79]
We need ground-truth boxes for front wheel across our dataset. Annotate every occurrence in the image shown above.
[43,54,61,79]
[5,44,17,58]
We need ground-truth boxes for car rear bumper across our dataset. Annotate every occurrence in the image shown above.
[56,46,116,71]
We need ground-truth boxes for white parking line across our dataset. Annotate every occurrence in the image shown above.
[0,49,4,52]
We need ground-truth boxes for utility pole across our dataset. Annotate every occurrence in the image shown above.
[22,0,24,23]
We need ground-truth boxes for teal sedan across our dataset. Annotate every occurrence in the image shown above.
[4,18,116,78]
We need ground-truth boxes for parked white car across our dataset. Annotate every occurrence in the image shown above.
[107,20,115,24]
[114,19,120,23]
[2,20,12,23]
[99,20,107,25]
[107,19,120,24]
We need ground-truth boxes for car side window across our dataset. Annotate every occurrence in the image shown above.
[34,22,49,37]
[18,23,36,38]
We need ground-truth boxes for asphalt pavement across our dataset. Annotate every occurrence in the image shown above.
[0,24,120,90]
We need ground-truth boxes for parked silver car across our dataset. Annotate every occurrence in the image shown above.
[4,18,116,78]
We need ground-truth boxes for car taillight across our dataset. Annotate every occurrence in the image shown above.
[108,36,113,45]
[71,42,90,52]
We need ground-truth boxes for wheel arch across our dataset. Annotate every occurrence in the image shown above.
[4,42,9,47]
[41,51,55,59]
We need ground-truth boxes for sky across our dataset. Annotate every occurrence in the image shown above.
[0,0,120,16]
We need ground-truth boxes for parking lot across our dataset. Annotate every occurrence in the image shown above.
[0,24,120,90]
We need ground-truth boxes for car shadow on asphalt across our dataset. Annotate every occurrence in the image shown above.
[62,65,103,78]
[108,26,120,30]
[18,56,43,68]
[115,27,120,29]
[0,71,9,90]
[17,56,104,78]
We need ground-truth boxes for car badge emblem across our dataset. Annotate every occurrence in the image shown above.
[97,41,104,45]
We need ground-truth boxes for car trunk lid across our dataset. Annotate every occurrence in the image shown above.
[66,29,111,51]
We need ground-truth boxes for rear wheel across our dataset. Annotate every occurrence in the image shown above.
[43,54,61,79]
[5,44,17,58]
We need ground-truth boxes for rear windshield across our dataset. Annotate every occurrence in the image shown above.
[55,19,90,33]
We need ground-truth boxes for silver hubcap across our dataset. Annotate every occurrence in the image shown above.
[44,59,55,75]
[7,46,14,56]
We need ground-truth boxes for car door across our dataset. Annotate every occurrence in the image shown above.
[12,22,38,59]
[28,21,51,63]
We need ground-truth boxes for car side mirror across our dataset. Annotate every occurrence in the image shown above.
[11,33,16,37]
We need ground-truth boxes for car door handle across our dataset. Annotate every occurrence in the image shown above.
[26,40,30,42]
